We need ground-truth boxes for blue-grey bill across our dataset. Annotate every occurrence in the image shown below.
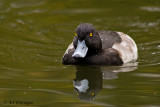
[72,40,88,58]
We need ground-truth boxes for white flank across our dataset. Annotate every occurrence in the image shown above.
[63,42,74,58]
[112,32,138,63]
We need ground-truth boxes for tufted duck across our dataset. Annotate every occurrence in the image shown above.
[62,23,138,65]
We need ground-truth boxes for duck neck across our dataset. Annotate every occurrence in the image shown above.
[86,48,103,56]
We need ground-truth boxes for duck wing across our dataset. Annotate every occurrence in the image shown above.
[98,31,122,50]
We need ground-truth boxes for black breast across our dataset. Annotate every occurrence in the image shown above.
[98,31,122,50]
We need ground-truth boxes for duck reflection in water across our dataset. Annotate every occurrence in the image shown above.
[73,63,138,102]
[73,66,102,102]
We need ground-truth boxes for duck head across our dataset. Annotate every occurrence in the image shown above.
[72,23,102,59]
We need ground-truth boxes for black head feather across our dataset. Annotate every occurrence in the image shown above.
[76,23,95,40]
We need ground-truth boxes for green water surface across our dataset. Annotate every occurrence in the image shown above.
[0,0,160,107]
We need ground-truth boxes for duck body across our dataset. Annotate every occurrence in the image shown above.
[62,23,138,66]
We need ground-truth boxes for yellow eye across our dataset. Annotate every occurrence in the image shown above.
[75,33,77,36]
[91,92,95,96]
[90,33,92,37]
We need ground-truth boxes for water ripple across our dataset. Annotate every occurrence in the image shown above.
[52,9,106,14]
[134,73,160,78]
[138,41,160,66]
[10,0,45,8]
[0,7,11,13]
[139,41,160,46]
[18,9,46,15]
[128,21,159,28]
[141,6,160,12]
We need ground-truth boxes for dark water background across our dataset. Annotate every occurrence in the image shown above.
[0,0,160,106]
